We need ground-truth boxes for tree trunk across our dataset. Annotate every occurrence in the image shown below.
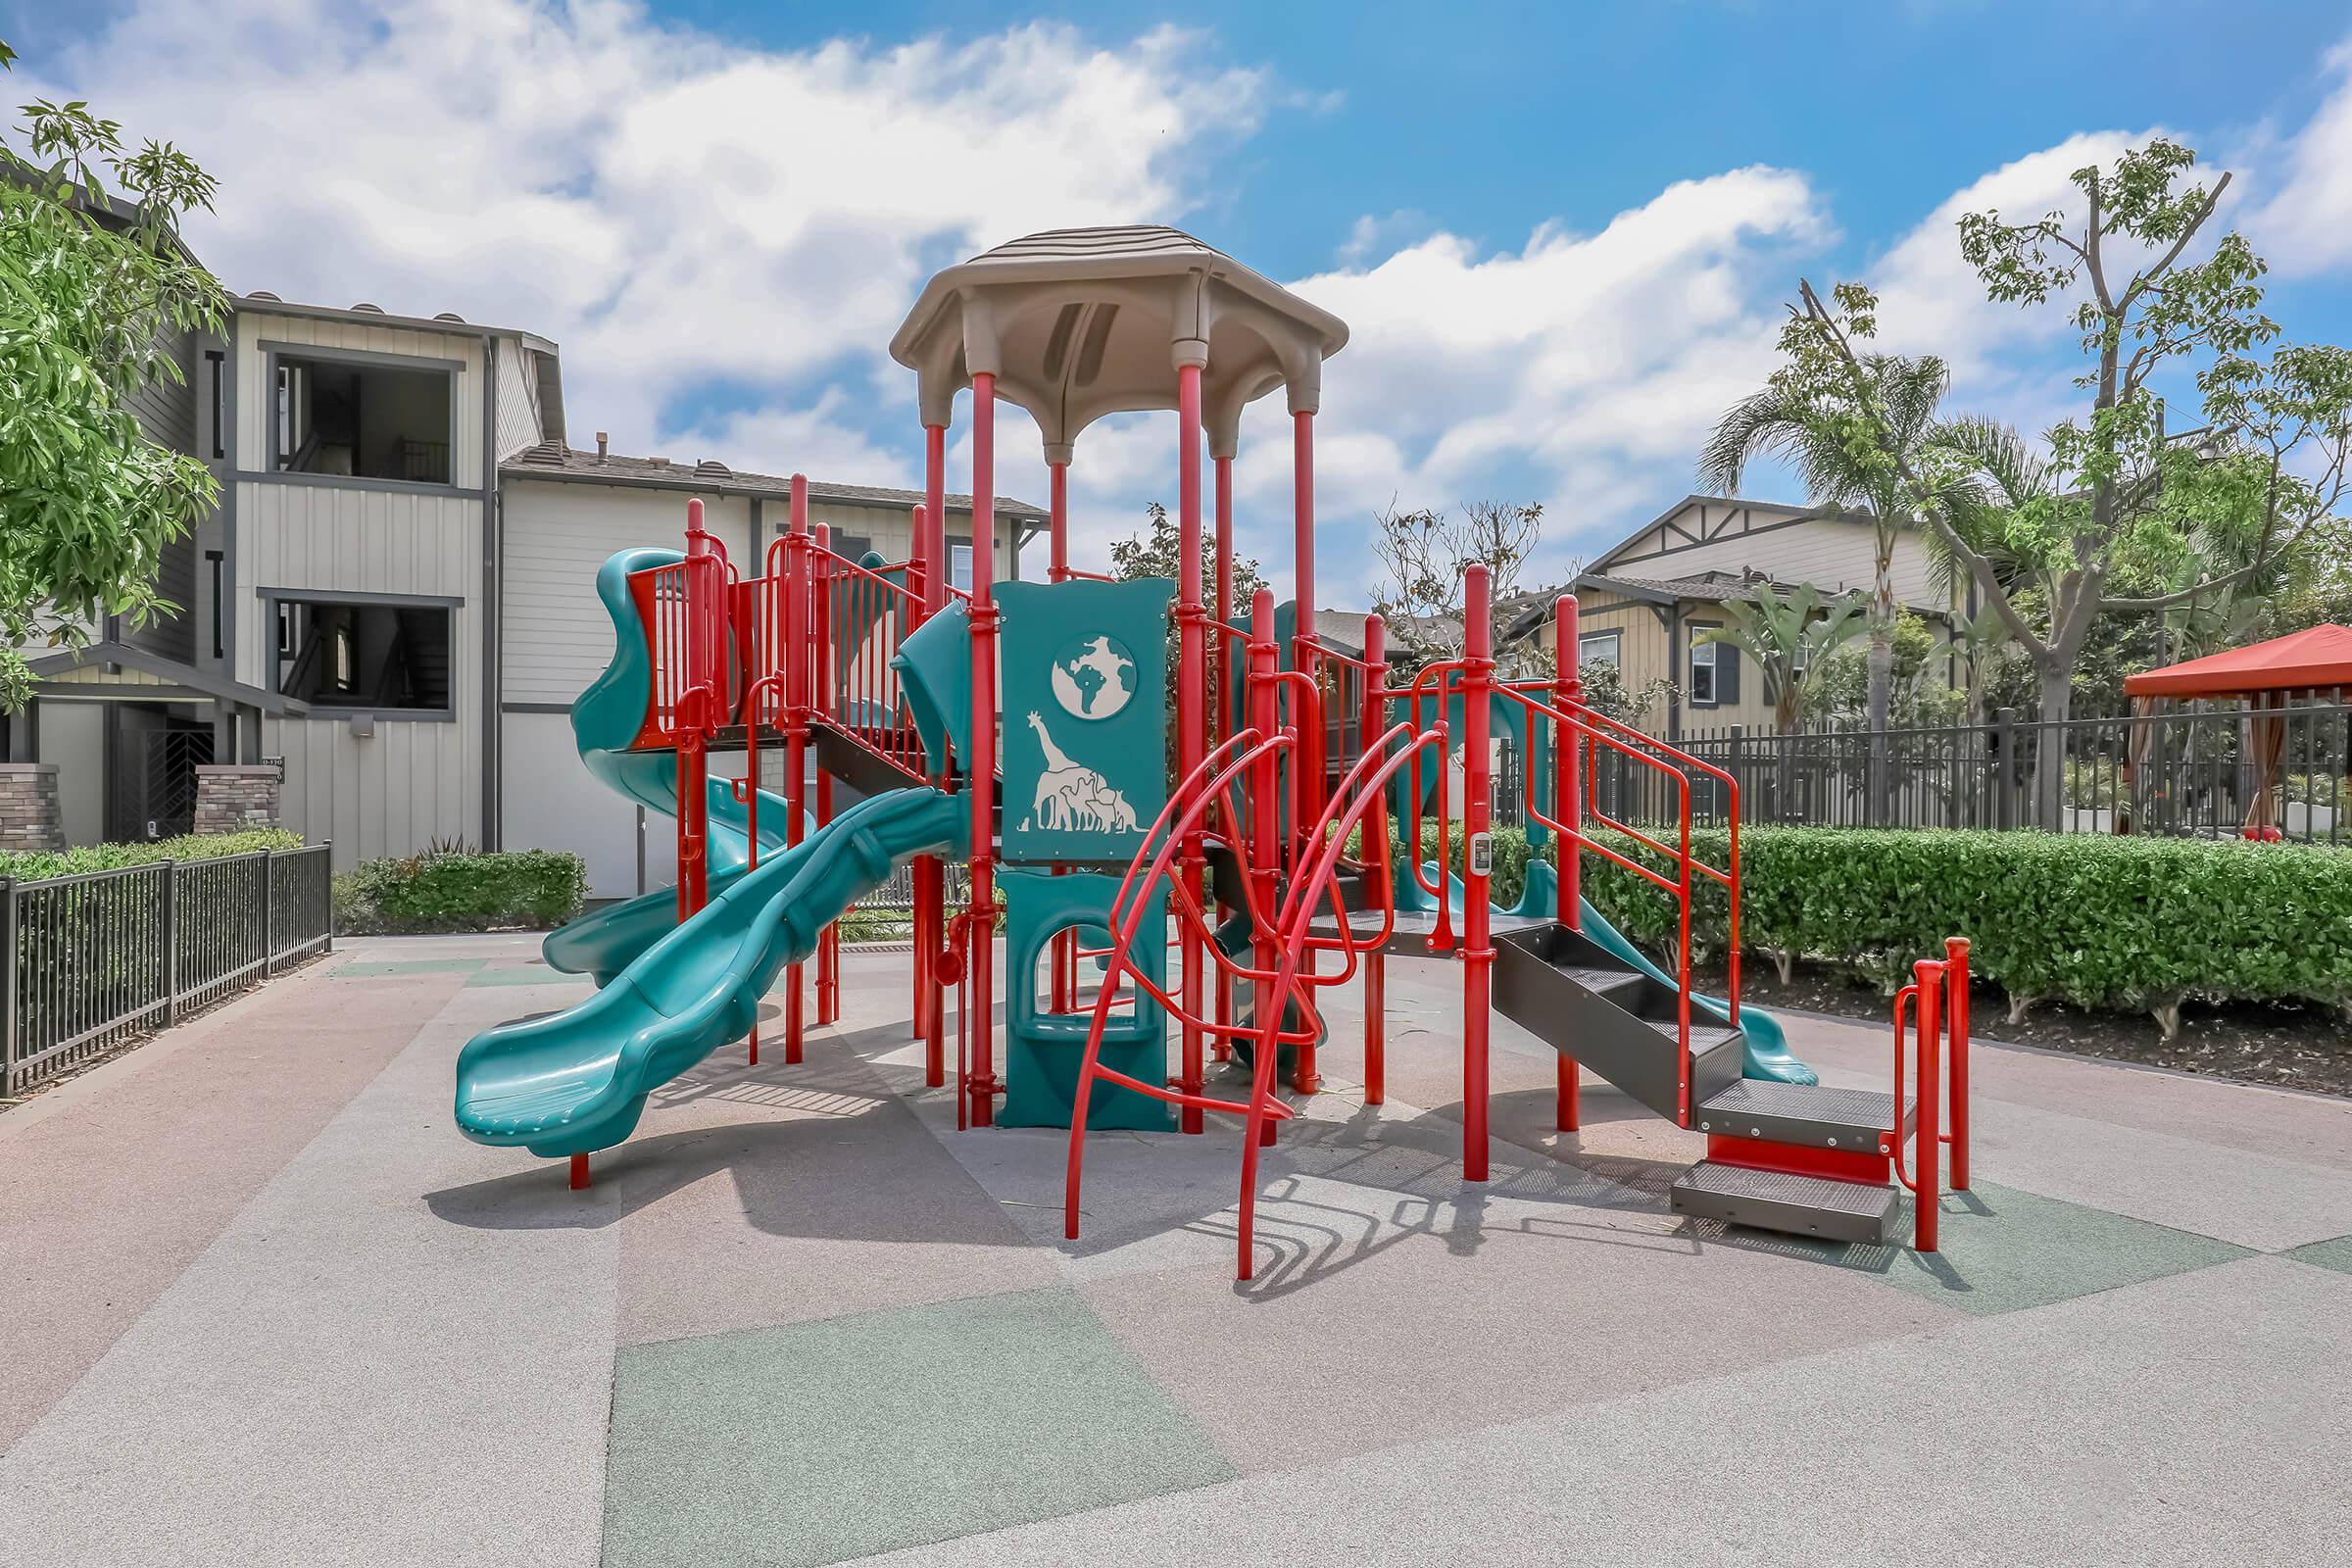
[2031,660,2073,831]
[1865,612,1894,825]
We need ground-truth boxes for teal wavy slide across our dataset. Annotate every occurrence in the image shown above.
[540,546,808,987]
[456,786,968,1157]
[1411,858,1815,1086]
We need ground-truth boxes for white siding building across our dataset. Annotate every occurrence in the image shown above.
[18,292,1043,882]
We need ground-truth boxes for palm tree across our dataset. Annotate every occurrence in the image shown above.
[1701,355,1952,816]
[1697,582,1871,733]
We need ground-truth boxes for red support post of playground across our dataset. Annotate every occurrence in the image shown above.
[1554,592,1583,1132]
[569,1152,590,1191]
[921,430,950,1088]
[1247,589,1281,1148]
[1292,409,1318,841]
[1174,351,1208,1135]
[965,375,1001,1128]
[1461,564,1494,1182]
[1914,956,1943,1252]
[1361,612,1387,1106]
[1048,458,1069,584]
[907,503,938,1059]
[782,474,810,1065]
[1945,936,1971,1191]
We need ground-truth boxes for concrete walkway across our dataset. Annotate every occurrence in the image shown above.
[0,932,2345,1566]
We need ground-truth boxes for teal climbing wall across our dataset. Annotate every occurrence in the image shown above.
[998,868,1173,1131]
[995,578,1173,867]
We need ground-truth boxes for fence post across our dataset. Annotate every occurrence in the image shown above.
[1992,708,2017,831]
[163,860,179,1028]
[1727,725,1744,826]
[260,848,275,977]
[323,840,335,955]
[0,878,15,1094]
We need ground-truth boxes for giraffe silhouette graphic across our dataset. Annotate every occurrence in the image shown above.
[1022,711,1139,834]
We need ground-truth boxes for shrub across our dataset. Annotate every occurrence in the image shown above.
[334,850,585,935]
[0,828,306,883]
[1362,818,2352,1031]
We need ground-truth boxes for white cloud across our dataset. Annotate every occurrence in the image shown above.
[28,1,1268,456]
[2250,40,2352,275]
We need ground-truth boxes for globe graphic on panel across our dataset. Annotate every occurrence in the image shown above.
[1050,634,1138,721]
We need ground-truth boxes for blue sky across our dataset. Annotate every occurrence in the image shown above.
[14,1,2352,600]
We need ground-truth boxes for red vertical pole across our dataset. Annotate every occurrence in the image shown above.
[1554,593,1583,1132]
[568,1152,590,1191]
[1293,410,1318,839]
[1361,612,1387,1106]
[1247,589,1280,1147]
[921,430,950,1088]
[1175,354,1207,1135]
[678,500,713,923]
[966,376,1000,1127]
[1210,449,1235,1062]
[1048,459,1069,583]
[1945,936,1971,1192]
[783,474,810,1066]
[907,502,937,1054]
[1914,956,1942,1252]
[1462,565,1494,1183]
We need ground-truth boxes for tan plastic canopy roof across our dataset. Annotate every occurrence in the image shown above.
[889,225,1348,461]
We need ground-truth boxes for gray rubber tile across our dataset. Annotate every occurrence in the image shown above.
[465,962,593,987]
[331,956,489,976]
[851,1256,2352,1567]
[0,992,619,1568]
[603,1287,1231,1567]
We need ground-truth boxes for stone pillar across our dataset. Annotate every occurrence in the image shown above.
[0,762,63,852]
[194,763,281,835]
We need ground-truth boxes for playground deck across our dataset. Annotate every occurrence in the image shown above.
[2,934,2346,1567]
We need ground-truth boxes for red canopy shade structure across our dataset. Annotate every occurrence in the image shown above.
[2123,623,2352,700]
[2120,624,2352,840]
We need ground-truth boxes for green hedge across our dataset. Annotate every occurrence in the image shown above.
[1374,820,2352,1026]
[334,850,586,935]
[0,828,306,883]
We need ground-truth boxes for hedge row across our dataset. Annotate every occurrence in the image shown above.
[0,828,307,883]
[1386,821,2352,1026]
[334,850,586,935]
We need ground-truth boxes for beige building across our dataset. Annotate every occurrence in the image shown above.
[1529,495,1964,740]
[16,291,1040,883]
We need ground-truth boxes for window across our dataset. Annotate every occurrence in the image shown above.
[1578,630,1620,669]
[270,351,454,484]
[950,543,973,594]
[270,596,455,713]
[204,350,225,461]
[1689,625,1720,706]
[206,551,224,660]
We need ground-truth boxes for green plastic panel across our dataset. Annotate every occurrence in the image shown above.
[996,579,1173,867]
[998,868,1172,1131]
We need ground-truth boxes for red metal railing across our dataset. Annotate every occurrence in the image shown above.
[1886,937,1972,1252]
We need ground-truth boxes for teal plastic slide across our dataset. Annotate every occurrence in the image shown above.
[541,546,807,986]
[456,786,968,1156]
[1412,858,1815,1086]
[454,543,969,1159]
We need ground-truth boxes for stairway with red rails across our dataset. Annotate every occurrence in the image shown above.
[1059,568,1969,1279]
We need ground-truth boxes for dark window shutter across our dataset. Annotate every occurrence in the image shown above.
[1716,643,1741,705]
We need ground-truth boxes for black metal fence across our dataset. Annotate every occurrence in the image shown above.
[2,844,334,1095]
[1575,700,2352,843]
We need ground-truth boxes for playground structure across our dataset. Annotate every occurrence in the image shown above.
[454,226,1974,1277]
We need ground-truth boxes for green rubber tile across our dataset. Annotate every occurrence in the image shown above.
[327,957,487,977]
[1694,1181,2250,1316]
[603,1287,1233,1568]
[2282,1235,2352,1274]
[464,964,591,988]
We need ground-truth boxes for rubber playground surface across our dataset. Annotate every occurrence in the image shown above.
[2,935,2347,1566]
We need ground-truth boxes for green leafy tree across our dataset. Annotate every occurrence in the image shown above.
[1800,608,1966,728]
[1694,581,1869,732]
[1768,140,2352,825]
[1,40,225,710]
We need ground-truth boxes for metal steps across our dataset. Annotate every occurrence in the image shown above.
[1694,1079,1908,1153]
[1492,922,1741,1122]
[1669,1161,1901,1246]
